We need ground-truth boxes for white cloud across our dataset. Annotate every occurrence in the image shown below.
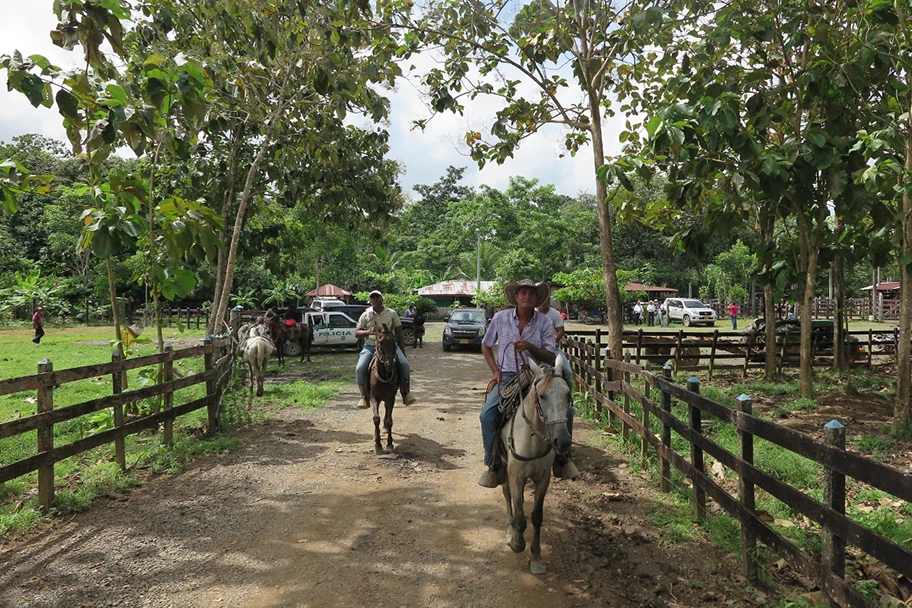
[0,2,626,198]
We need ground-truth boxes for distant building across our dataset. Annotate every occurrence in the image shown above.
[305,284,352,304]
[416,280,498,309]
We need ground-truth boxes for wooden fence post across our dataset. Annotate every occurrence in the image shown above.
[641,371,651,469]
[594,328,603,418]
[661,364,672,493]
[674,329,684,371]
[736,393,759,580]
[709,330,719,379]
[37,358,55,512]
[586,340,595,393]
[636,328,643,365]
[822,419,846,608]
[867,328,873,367]
[623,352,632,442]
[688,376,706,522]
[111,350,126,470]
[743,332,754,379]
[163,344,174,445]
[204,337,218,435]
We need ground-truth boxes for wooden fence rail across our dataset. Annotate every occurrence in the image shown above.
[130,308,209,330]
[565,327,902,375]
[562,332,912,608]
[0,336,233,511]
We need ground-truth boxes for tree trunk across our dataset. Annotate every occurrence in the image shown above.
[589,97,624,361]
[757,211,778,378]
[207,126,243,335]
[895,95,912,433]
[833,217,848,373]
[106,258,127,389]
[764,281,777,378]
[211,116,283,330]
[798,228,820,398]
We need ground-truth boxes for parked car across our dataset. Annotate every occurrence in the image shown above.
[442,308,489,351]
[302,310,362,352]
[663,298,717,326]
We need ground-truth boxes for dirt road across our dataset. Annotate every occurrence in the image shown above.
[0,339,767,608]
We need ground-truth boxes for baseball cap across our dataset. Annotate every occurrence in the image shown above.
[369,290,383,299]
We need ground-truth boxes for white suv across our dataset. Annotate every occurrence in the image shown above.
[663,298,717,326]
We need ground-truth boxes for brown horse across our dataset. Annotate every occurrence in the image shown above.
[265,317,312,365]
[369,323,399,454]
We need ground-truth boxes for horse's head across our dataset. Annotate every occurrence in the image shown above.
[376,323,397,359]
[528,354,573,457]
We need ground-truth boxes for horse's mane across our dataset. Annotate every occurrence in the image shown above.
[535,364,555,394]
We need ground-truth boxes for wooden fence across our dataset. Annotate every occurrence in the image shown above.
[562,334,912,608]
[705,298,900,322]
[131,308,210,330]
[0,336,233,512]
[568,327,902,376]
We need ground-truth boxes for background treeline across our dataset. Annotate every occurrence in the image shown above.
[0,136,892,323]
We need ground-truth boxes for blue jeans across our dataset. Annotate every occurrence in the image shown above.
[356,344,410,389]
[480,370,575,466]
[731,315,737,330]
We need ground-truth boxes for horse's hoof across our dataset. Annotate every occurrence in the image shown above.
[375,445,385,455]
[530,559,546,575]
[384,445,395,454]
[509,536,526,554]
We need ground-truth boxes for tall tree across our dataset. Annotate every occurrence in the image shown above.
[406,0,657,359]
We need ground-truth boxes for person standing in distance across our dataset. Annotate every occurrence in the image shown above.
[32,306,45,344]
[728,302,740,330]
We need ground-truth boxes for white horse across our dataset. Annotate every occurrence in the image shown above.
[501,355,572,575]
[242,335,274,396]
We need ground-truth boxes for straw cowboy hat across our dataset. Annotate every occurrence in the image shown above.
[503,280,550,307]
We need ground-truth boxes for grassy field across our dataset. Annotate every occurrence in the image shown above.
[0,323,367,538]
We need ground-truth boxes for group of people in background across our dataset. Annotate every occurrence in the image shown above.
[632,300,666,327]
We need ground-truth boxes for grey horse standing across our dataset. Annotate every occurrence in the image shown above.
[500,355,572,575]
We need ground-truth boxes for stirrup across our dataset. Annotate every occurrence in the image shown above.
[478,468,499,488]
[553,460,580,480]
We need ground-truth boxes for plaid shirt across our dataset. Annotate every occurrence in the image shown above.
[482,308,555,374]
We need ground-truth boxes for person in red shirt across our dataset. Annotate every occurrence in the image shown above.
[727,302,739,330]
[32,306,45,344]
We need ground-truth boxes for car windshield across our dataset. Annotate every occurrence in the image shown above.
[681,300,707,308]
[451,311,485,323]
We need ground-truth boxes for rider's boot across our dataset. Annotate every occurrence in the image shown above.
[400,377,416,406]
[358,384,370,409]
[552,452,579,480]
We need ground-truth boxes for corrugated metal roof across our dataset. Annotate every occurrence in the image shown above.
[417,281,498,296]
[305,284,352,297]
[860,282,900,292]
[624,283,678,292]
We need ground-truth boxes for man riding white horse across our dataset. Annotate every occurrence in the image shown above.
[354,290,416,408]
[479,280,578,488]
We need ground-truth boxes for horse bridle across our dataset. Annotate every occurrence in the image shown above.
[371,329,398,384]
[508,377,569,462]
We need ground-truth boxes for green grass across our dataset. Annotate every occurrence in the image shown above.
[0,325,352,539]
[852,435,894,460]
[771,397,819,418]
[144,435,245,475]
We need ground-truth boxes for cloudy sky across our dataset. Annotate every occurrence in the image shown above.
[0,2,626,199]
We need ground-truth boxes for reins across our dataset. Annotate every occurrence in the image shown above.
[488,339,568,462]
[370,326,398,384]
